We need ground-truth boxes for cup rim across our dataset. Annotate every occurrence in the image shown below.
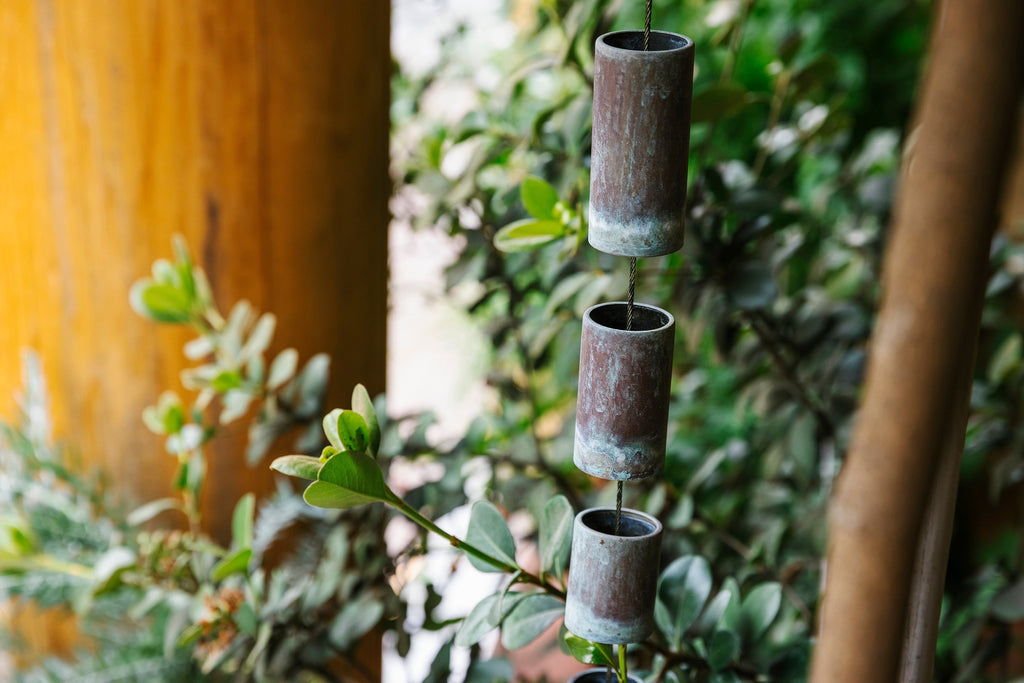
[597,29,693,54]
[576,507,663,540]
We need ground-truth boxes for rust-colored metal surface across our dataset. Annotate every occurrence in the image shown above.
[564,508,663,644]
[575,302,675,480]
[589,30,694,258]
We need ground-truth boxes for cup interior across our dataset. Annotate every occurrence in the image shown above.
[588,302,672,332]
[602,30,691,53]
[580,508,659,538]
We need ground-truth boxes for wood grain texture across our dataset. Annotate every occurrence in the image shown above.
[0,0,388,666]
[810,2,1024,681]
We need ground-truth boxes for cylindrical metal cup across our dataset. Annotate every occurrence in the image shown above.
[568,669,644,683]
[565,508,663,644]
[574,302,675,481]
[589,30,695,258]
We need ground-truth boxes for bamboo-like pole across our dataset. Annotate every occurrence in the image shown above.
[810,2,1024,681]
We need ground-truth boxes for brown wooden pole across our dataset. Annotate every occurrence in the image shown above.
[810,2,1024,681]
[0,0,388,667]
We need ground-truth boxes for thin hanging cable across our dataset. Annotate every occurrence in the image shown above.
[643,0,652,50]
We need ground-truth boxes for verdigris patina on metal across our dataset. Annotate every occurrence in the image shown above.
[575,302,675,480]
[589,29,694,257]
[564,508,663,644]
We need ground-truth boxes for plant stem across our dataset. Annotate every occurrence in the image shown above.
[618,643,628,682]
[385,489,566,600]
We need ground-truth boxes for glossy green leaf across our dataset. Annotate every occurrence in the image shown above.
[130,282,192,323]
[563,632,616,667]
[493,219,564,253]
[455,594,501,647]
[231,493,255,550]
[691,83,749,123]
[656,555,713,648]
[210,369,242,393]
[270,454,321,480]
[740,582,782,641]
[465,500,518,572]
[538,495,573,580]
[351,384,381,456]
[211,547,252,581]
[708,629,740,671]
[697,586,736,638]
[302,451,388,509]
[336,410,370,453]
[521,176,560,220]
[500,593,564,650]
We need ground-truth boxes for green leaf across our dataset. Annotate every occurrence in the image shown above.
[988,334,1022,385]
[740,582,782,641]
[92,547,136,595]
[500,593,564,650]
[130,282,192,323]
[211,548,252,581]
[231,493,255,550]
[493,219,564,253]
[302,451,388,509]
[210,369,243,393]
[235,602,258,637]
[697,586,736,638]
[351,384,381,456]
[656,555,713,648]
[521,176,560,220]
[126,498,182,526]
[465,501,518,573]
[267,348,299,390]
[455,594,501,648]
[323,408,344,450]
[691,83,749,123]
[538,495,573,579]
[337,410,370,453]
[726,262,778,310]
[708,630,741,671]
[329,595,385,651]
[564,632,616,667]
[991,579,1024,622]
[708,629,740,671]
[239,313,276,362]
[176,622,205,648]
[270,454,322,480]
[320,445,341,463]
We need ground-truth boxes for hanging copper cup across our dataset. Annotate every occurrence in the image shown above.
[575,301,674,481]
[589,30,694,257]
[564,508,663,644]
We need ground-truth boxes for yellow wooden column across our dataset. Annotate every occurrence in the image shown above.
[0,0,389,662]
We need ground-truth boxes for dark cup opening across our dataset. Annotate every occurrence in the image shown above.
[569,669,643,683]
[587,302,672,332]
[601,30,691,53]
[580,508,659,538]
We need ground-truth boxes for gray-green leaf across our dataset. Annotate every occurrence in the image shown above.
[270,454,322,480]
[455,594,501,648]
[538,495,573,580]
[465,501,518,573]
[500,593,564,650]
[740,582,782,642]
[351,384,381,456]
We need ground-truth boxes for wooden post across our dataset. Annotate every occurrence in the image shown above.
[0,0,388,667]
[810,2,1024,681]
